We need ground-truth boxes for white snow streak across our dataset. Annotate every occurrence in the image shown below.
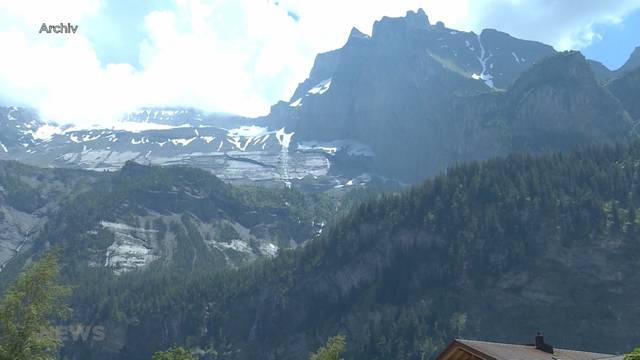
[472,33,495,89]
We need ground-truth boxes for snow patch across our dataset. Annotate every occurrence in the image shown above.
[511,52,525,63]
[92,121,190,133]
[7,108,17,121]
[228,125,269,138]
[276,127,295,187]
[68,133,101,143]
[307,78,332,95]
[201,136,215,144]
[81,134,101,142]
[276,128,294,149]
[131,137,149,145]
[290,98,303,107]
[473,33,495,89]
[297,139,374,157]
[512,52,520,63]
[169,137,196,146]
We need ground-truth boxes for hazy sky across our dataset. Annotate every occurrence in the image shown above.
[0,0,638,126]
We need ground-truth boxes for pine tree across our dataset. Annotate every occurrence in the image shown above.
[151,346,195,360]
[0,250,72,360]
[310,335,346,360]
[625,347,640,360]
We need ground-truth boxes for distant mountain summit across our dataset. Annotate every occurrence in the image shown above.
[265,9,631,182]
[590,45,640,81]
[607,66,640,123]
[617,46,640,74]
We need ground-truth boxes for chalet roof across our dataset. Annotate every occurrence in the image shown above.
[437,339,621,360]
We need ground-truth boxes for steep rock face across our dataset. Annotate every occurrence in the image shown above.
[607,67,640,122]
[0,161,334,279]
[387,51,633,178]
[282,47,631,181]
[0,162,100,273]
[438,51,632,162]
[0,206,43,270]
[504,51,631,151]
[588,60,613,82]
[267,10,640,182]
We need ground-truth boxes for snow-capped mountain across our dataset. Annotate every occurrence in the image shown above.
[0,106,378,190]
[265,9,638,182]
[1,9,638,187]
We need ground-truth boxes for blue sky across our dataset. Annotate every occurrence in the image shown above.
[582,8,640,70]
[0,0,638,126]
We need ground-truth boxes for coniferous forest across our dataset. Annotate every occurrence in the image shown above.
[39,140,640,359]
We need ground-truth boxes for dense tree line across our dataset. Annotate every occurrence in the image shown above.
[4,140,640,358]
[58,140,640,359]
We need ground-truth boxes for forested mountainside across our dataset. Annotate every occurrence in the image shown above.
[62,141,640,360]
[606,66,640,124]
[0,161,101,272]
[0,161,339,286]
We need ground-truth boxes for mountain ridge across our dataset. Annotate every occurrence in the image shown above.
[0,10,637,187]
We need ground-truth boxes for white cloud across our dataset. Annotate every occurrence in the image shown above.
[460,0,640,50]
[0,0,638,126]
[0,0,287,126]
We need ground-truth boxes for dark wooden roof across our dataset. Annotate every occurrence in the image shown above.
[436,339,620,360]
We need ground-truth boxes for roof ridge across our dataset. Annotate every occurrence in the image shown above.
[456,339,615,357]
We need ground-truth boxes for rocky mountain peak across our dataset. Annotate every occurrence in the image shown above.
[344,27,371,48]
[510,51,594,93]
[407,8,430,28]
[617,46,640,73]
[506,50,630,147]
[372,9,430,39]
[348,26,369,40]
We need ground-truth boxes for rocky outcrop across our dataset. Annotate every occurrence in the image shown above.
[607,67,640,123]
[503,51,631,152]
[588,60,613,82]
[0,161,334,278]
